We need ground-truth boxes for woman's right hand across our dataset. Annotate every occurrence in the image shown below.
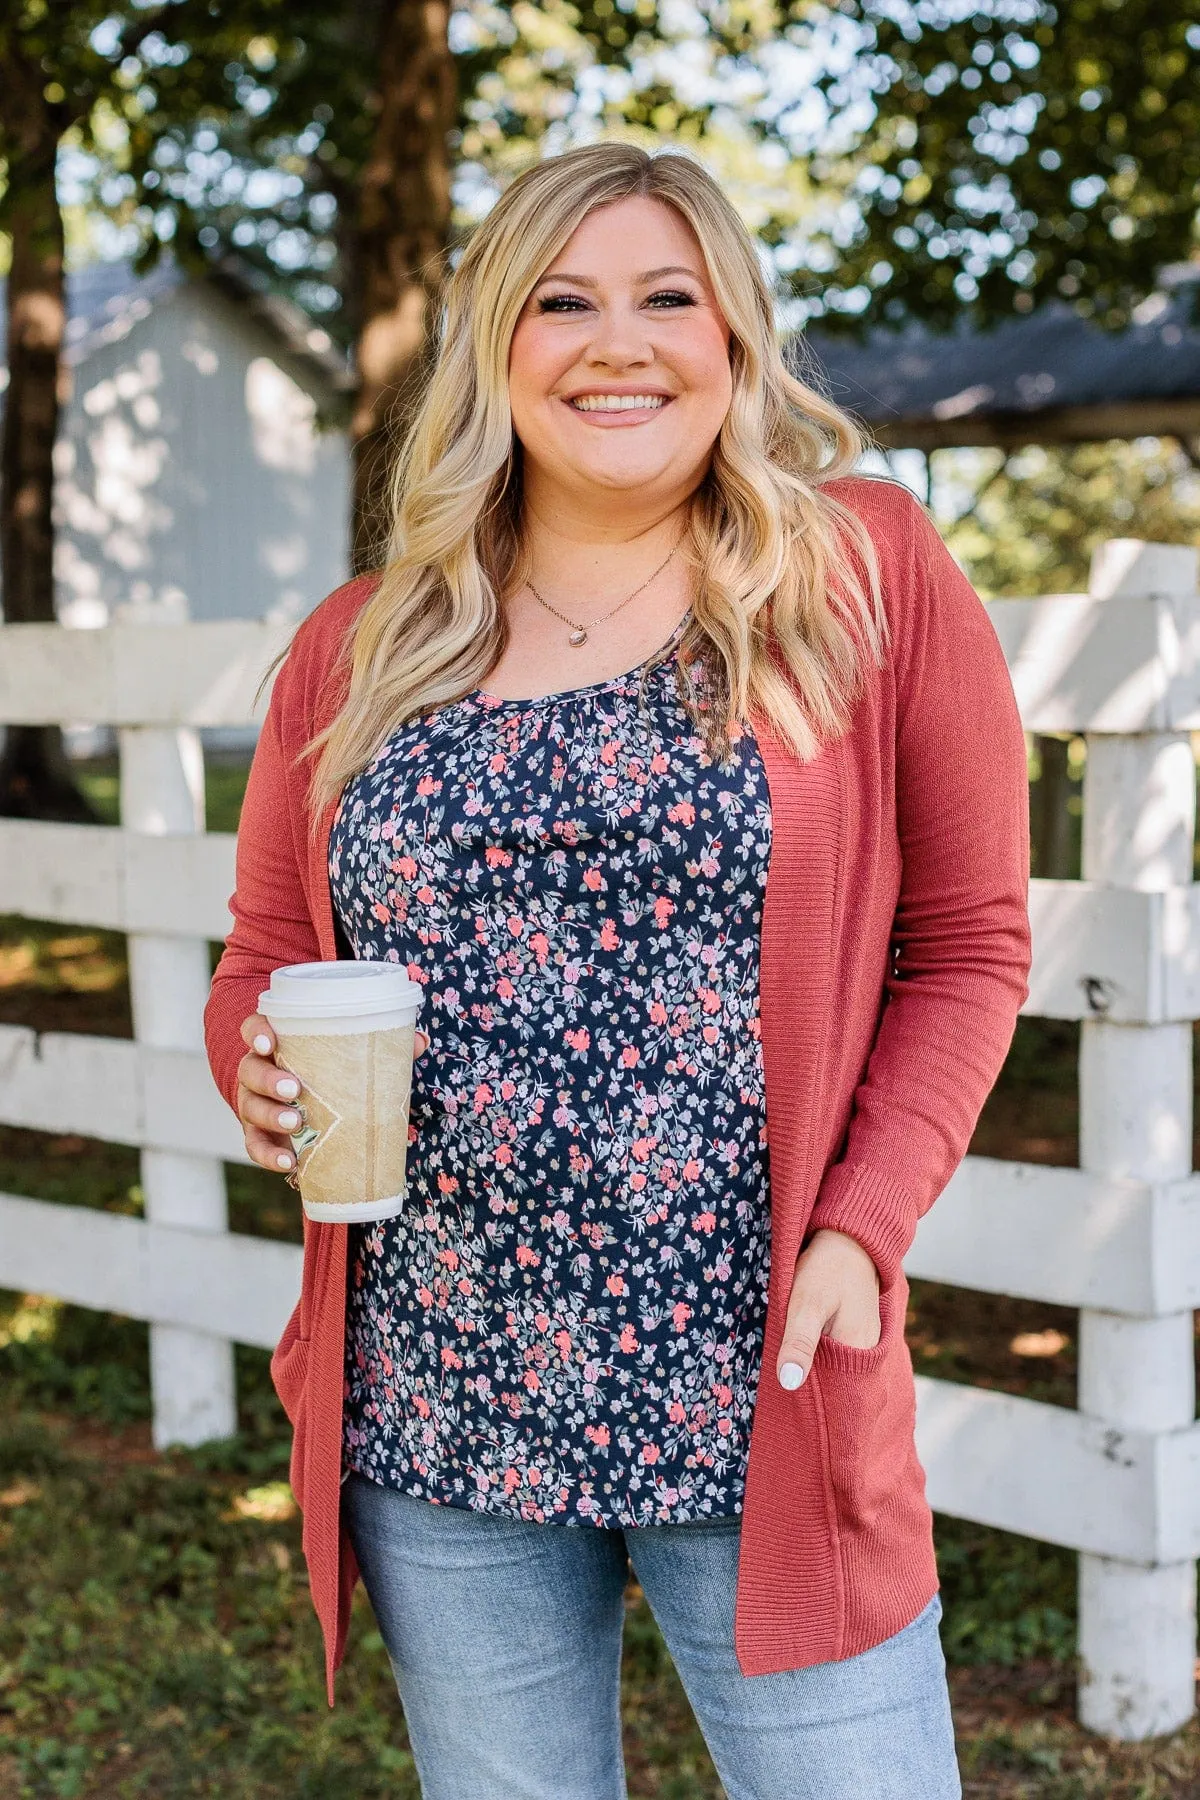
[236,1012,430,1173]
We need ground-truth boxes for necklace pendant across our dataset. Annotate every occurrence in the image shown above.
[569,628,588,646]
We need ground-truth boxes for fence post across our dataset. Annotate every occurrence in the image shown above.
[118,720,237,1448]
[1077,538,1198,1738]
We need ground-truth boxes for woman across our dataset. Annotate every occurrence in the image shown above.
[205,143,1030,1799]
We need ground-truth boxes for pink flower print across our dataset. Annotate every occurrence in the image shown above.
[605,1273,627,1296]
[523,1369,541,1393]
[586,1424,610,1448]
[619,1045,640,1068]
[412,1393,431,1419]
[371,903,391,924]
[699,855,720,877]
[672,1302,692,1332]
[668,1401,687,1424]
[534,1312,551,1333]
[718,1417,732,1436]
[583,867,604,891]
[693,1210,717,1235]
[652,896,675,929]
[416,775,439,796]
[437,1172,460,1194]
[651,751,670,774]
[485,846,512,869]
[515,1244,540,1268]
[700,988,721,1015]
[489,752,507,773]
[703,1025,719,1045]
[667,801,695,825]
[439,1248,460,1271]
[600,740,618,766]
[406,961,427,983]
[649,1000,668,1025]
[618,1324,638,1354]
[506,915,524,937]
[397,855,420,884]
[500,1079,517,1100]
[473,1083,493,1112]
[631,1136,656,1162]
[629,1172,647,1191]
[457,1277,472,1295]
[495,1143,513,1167]
[528,1466,542,1485]
[714,1383,733,1406]
[564,1027,590,1053]
[417,1285,434,1307]
[416,884,436,905]
[380,1352,394,1378]
[440,1346,462,1369]
[497,977,516,1000]
[504,1468,521,1494]
[641,1444,660,1464]
[530,932,550,966]
[554,1329,572,1358]
[599,919,619,951]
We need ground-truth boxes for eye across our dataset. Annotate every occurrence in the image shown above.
[646,289,698,308]
[536,293,591,313]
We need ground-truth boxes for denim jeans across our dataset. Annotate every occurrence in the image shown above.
[343,1472,962,1800]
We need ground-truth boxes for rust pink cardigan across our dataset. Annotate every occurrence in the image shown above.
[205,475,1031,1701]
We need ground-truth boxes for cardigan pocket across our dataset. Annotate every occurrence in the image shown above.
[812,1277,914,1536]
[271,1322,312,1514]
[812,1274,902,1376]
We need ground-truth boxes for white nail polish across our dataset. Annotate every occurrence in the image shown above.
[278,1110,301,1130]
[254,1034,272,1055]
[275,1077,300,1100]
[276,1152,293,1170]
[779,1362,806,1391]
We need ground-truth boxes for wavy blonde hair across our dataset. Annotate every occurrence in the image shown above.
[307,142,887,815]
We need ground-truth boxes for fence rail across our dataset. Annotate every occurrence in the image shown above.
[1,537,1198,1741]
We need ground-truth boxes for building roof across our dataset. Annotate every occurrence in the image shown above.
[0,254,354,408]
[796,268,1200,451]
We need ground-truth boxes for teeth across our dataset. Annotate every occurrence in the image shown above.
[570,394,667,412]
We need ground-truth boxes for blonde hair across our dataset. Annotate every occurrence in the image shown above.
[307,142,886,815]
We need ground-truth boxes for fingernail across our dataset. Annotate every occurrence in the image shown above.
[253,1034,272,1055]
[275,1077,300,1100]
[278,1110,301,1131]
[276,1152,294,1170]
[779,1362,806,1391]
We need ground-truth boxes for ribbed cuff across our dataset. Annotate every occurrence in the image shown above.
[806,1162,922,1290]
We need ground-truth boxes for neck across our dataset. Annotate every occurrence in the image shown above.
[518,472,691,597]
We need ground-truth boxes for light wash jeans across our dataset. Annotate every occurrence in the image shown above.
[343,1472,962,1800]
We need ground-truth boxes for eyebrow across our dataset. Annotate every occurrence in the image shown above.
[532,265,701,290]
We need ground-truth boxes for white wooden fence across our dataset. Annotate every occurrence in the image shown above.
[1,540,1198,1742]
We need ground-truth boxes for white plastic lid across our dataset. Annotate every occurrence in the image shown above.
[259,960,423,1021]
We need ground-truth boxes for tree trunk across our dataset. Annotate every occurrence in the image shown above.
[0,66,96,822]
[348,0,456,572]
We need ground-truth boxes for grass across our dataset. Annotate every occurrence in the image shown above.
[0,749,1198,1794]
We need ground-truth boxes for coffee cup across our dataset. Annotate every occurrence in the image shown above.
[258,961,424,1223]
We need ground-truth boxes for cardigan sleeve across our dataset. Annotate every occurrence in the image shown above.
[806,489,1032,1288]
[203,650,323,1115]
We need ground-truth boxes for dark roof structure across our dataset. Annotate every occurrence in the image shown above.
[796,269,1200,452]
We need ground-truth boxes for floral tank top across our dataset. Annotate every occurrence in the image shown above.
[330,612,775,1527]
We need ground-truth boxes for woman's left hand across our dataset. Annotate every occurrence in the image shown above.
[775,1228,882,1391]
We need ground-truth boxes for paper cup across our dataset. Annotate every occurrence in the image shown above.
[259,962,424,1224]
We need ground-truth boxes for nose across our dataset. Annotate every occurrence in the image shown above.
[582,300,654,370]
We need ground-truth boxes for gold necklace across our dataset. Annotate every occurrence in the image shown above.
[526,537,682,646]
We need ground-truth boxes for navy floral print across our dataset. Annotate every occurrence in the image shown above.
[330,614,775,1527]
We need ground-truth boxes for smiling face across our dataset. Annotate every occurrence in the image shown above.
[507,195,734,520]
